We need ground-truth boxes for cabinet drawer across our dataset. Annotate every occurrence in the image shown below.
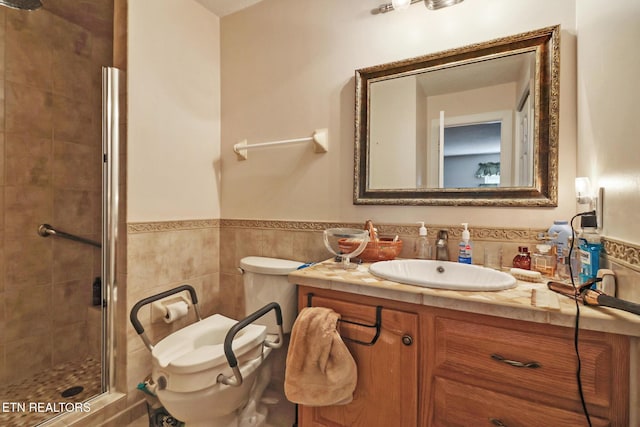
[432,377,610,427]
[433,315,615,408]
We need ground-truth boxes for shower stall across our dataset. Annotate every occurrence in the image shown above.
[0,1,121,425]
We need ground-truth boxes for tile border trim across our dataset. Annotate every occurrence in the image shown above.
[128,219,219,233]
[603,237,640,272]
[126,219,639,271]
[219,219,547,241]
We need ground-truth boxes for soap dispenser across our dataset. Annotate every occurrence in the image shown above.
[414,222,432,259]
[457,223,472,264]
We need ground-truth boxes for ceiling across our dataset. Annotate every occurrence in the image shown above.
[194,0,263,17]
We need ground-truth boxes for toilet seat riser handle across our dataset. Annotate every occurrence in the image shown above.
[129,284,201,351]
[217,302,284,387]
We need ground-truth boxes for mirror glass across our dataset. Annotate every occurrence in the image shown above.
[354,26,559,206]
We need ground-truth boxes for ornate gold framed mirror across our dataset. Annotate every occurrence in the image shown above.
[354,25,559,206]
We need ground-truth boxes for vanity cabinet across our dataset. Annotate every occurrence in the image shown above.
[295,286,630,427]
[297,287,420,427]
[428,308,629,426]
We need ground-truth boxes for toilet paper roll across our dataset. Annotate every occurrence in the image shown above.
[163,300,189,323]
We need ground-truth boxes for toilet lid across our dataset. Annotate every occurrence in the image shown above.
[240,256,304,275]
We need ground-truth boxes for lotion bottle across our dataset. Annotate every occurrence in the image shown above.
[457,223,472,264]
[414,222,432,259]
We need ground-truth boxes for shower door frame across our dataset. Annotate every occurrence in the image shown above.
[101,66,122,392]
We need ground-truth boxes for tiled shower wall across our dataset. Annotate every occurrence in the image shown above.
[0,3,113,384]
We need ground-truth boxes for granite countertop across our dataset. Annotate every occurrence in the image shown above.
[288,259,640,338]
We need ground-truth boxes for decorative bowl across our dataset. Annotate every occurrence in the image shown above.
[339,236,403,262]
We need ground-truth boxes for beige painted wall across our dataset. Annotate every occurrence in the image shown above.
[220,0,578,227]
[576,0,640,244]
[125,0,222,408]
[128,0,221,222]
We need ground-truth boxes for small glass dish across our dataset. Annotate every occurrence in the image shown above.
[323,228,369,269]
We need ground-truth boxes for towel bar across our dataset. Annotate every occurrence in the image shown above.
[306,293,382,346]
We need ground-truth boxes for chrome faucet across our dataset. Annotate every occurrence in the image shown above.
[435,230,450,261]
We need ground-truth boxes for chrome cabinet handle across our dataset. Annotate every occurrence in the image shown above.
[491,353,541,369]
[402,334,413,346]
[489,417,507,426]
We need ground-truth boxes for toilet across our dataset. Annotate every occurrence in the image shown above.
[150,256,303,427]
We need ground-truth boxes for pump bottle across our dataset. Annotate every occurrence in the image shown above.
[458,223,472,264]
[414,222,432,259]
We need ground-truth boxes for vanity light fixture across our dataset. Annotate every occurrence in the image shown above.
[374,0,463,14]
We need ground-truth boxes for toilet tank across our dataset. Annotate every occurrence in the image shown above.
[240,256,304,334]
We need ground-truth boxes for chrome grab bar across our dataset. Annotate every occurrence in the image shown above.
[38,223,101,248]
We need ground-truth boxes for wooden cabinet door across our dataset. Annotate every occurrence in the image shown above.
[298,290,419,427]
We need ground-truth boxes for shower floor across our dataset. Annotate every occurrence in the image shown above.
[0,357,102,427]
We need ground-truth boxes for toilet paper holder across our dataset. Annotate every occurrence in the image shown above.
[130,284,202,351]
[152,296,191,323]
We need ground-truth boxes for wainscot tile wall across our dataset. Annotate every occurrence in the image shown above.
[218,219,640,319]
[121,218,639,419]
[125,220,220,407]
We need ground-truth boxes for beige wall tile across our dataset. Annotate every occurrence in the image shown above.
[53,140,98,190]
[53,95,98,144]
[52,322,88,365]
[0,344,5,384]
[5,81,53,137]
[86,306,101,359]
[4,185,51,236]
[5,8,52,91]
[0,133,4,185]
[53,188,97,234]
[52,240,95,284]
[4,236,52,288]
[0,294,5,342]
[53,279,90,326]
[5,335,52,384]
[5,134,52,187]
[4,284,52,342]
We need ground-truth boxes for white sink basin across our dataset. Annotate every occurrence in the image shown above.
[369,259,517,291]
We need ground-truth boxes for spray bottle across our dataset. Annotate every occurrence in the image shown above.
[458,223,472,264]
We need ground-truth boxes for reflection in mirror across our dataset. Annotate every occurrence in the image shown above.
[355,26,559,206]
